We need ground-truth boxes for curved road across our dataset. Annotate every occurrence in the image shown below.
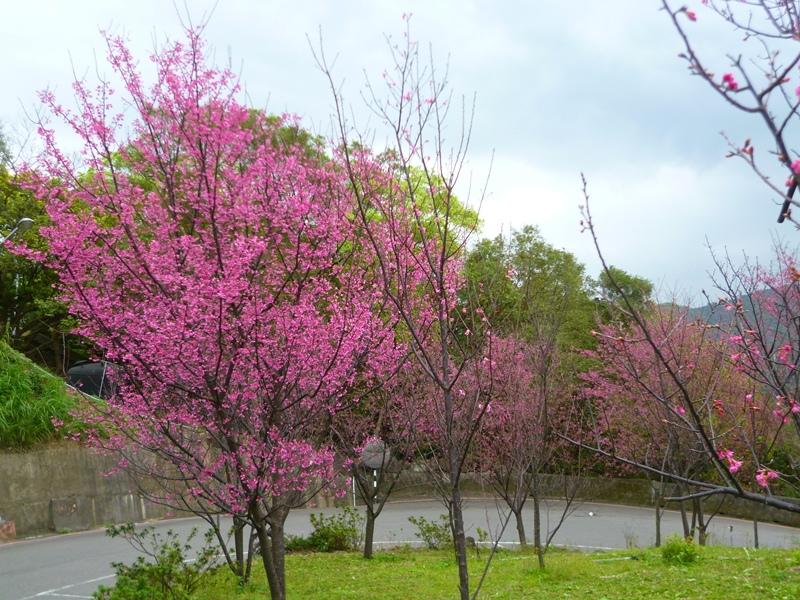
[2,498,798,599]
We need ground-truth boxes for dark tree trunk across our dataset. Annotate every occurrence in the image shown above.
[655,500,662,547]
[512,470,529,549]
[364,508,376,559]
[653,478,666,547]
[533,493,544,569]
[245,527,256,583]
[692,496,707,545]
[255,524,283,600]
[679,498,690,538]
[514,507,527,549]
[51,331,64,376]
[753,502,761,549]
[255,503,289,600]
[234,516,245,577]
[439,380,470,600]
[269,519,287,597]
[449,450,470,600]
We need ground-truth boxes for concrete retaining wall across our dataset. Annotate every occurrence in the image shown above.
[0,443,174,535]
[390,470,800,528]
[0,443,344,537]
[2,443,799,537]
[549,474,800,528]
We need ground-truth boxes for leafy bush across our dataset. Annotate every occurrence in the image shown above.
[408,514,452,549]
[661,533,700,565]
[0,340,81,447]
[92,523,218,600]
[285,533,317,553]
[287,506,365,553]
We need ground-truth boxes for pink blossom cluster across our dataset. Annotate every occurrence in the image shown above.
[721,73,739,91]
[756,468,779,488]
[717,448,742,473]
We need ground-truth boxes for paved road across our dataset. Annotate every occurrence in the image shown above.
[2,498,799,600]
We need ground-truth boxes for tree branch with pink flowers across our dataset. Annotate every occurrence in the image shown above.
[662,0,800,224]
[315,18,493,599]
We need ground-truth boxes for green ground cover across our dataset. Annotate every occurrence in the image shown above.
[192,545,800,600]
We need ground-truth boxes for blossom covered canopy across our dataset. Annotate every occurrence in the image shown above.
[31,28,399,512]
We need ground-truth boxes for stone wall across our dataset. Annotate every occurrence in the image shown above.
[549,474,800,528]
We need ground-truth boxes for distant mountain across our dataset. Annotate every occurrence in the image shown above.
[669,291,778,336]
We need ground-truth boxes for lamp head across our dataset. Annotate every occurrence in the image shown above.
[16,218,34,233]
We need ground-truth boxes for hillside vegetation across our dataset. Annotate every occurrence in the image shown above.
[0,340,77,447]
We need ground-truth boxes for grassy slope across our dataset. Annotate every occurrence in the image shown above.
[0,339,77,447]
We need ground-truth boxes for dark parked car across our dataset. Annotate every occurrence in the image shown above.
[66,360,116,399]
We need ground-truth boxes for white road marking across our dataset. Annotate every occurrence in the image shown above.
[17,574,114,600]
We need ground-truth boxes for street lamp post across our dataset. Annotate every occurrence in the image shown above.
[1,217,34,335]
[0,219,36,540]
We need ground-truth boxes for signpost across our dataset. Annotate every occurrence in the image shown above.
[355,439,390,506]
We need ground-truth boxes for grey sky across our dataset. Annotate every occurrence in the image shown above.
[1,0,793,303]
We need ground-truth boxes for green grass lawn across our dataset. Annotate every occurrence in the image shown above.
[196,545,800,599]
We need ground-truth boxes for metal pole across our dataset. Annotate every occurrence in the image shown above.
[2,218,33,336]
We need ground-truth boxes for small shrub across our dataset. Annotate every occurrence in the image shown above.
[474,526,489,558]
[92,523,218,600]
[285,533,316,553]
[287,506,365,553]
[622,525,639,549]
[662,533,700,565]
[408,514,452,549]
[475,527,489,545]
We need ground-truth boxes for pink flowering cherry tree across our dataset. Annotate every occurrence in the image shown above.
[316,20,493,599]
[582,306,751,544]
[29,28,399,600]
[472,334,578,567]
[574,188,800,527]
[709,245,800,493]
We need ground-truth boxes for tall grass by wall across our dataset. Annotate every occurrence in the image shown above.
[0,339,77,447]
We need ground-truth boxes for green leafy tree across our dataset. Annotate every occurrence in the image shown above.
[466,225,595,350]
[466,226,592,567]
[595,265,654,316]
[0,166,86,373]
[0,126,11,166]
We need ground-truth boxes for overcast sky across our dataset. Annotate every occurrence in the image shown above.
[1,0,795,304]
